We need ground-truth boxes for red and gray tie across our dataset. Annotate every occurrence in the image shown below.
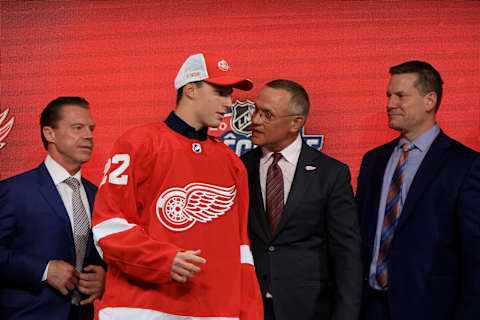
[266,152,284,234]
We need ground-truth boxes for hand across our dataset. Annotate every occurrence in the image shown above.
[78,265,106,305]
[170,249,206,283]
[46,260,79,295]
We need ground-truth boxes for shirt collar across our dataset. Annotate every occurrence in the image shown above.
[399,123,440,152]
[44,155,82,186]
[164,111,208,141]
[261,134,302,166]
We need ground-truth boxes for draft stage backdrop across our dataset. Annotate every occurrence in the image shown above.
[1,1,479,190]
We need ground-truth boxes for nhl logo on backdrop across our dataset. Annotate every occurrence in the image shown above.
[0,108,15,150]
[209,99,324,156]
[231,99,255,137]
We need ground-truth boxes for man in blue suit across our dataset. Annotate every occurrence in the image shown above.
[0,97,106,320]
[356,61,480,320]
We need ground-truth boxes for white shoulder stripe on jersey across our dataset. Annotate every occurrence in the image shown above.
[99,307,239,320]
[240,244,254,266]
[92,218,136,259]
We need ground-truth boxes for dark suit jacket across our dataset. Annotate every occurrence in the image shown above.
[241,141,362,320]
[356,131,480,320]
[0,162,102,320]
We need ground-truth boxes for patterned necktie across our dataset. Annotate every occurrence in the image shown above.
[64,177,90,272]
[376,143,413,288]
[266,152,284,234]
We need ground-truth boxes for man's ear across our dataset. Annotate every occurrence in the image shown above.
[42,126,55,144]
[424,91,437,113]
[290,116,306,132]
[183,83,197,100]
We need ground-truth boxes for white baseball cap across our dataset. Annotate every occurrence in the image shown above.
[174,53,253,91]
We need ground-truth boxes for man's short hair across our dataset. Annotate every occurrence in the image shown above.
[265,79,310,117]
[176,81,204,104]
[389,61,443,111]
[40,96,89,150]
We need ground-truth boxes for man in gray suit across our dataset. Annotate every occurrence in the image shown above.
[241,79,362,320]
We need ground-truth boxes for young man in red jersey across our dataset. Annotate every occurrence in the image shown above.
[92,53,262,320]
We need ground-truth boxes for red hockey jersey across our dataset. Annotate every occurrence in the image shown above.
[92,122,262,320]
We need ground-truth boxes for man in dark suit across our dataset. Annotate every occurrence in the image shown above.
[356,61,480,320]
[0,97,106,320]
[241,79,362,320]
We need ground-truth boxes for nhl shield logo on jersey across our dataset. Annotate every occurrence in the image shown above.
[208,99,325,156]
[156,182,237,232]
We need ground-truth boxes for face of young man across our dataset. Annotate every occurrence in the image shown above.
[43,105,95,174]
[193,82,233,129]
[251,86,302,152]
[386,73,436,141]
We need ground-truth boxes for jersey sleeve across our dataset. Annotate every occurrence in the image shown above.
[92,127,180,285]
[233,154,263,319]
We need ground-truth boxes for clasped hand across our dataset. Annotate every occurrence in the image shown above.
[46,260,105,305]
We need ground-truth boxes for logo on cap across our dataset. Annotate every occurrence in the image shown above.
[217,60,229,72]
[187,71,201,79]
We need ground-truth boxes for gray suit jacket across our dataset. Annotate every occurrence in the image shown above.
[241,141,362,320]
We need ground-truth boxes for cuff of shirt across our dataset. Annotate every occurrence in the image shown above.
[42,261,50,282]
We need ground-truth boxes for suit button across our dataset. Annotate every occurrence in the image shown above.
[268,246,275,252]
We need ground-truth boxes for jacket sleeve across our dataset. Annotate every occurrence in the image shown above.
[0,180,48,292]
[455,155,480,319]
[234,157,263,320]
[327,164,363,320]
[92,129,180,285]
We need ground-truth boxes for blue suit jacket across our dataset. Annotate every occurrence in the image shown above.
[0,162,101,320]
[356,131,480,320]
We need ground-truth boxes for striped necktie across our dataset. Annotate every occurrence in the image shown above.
[376,143,413,288]
[266,152,284,234]
[64,177,90,272]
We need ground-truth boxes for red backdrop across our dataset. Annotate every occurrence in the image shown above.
[1,1,479,189]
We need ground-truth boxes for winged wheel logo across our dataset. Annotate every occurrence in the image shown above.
[156,183,236,231]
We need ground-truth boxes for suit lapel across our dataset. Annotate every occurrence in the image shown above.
[247,148,271,242]
[36,163,76,251]
[272,141,313,238]
[82,178,97,264]
[83,178,96,214]
[396,131,451,231]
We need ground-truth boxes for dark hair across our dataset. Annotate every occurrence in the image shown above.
[389,60,443,111]
[176,81,204,104]
[265,79,310,117]
[40,96,89,150]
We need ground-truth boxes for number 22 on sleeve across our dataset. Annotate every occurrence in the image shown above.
[99,154,130,187]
